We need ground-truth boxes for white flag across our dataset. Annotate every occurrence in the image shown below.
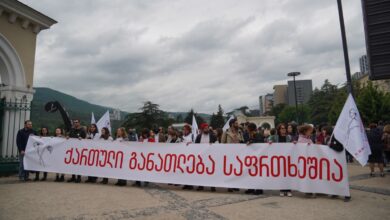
[333,94,371,166]
[223,115,234,131]
[96,110,111,134]
[91,112,96,124]
[192,115,199,138]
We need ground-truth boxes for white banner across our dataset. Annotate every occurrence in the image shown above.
[24,136,350,196]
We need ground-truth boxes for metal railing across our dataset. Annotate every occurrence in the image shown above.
[0,99,31,163]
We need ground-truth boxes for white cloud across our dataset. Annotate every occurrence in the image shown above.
[21,0,366,113]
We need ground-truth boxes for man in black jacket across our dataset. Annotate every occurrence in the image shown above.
[194,123,217,191]
[16,120,36,181]
[67,119,86,183]
[195,123,217,144]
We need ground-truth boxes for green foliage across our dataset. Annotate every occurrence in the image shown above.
[122,101,171,131]
[307,79,339,125]
[278,105,310,124]
[210,105,225,129]
[328,88,348,124]
[356,82,390,124]
[184,108,205,126]
[176,114,184,122]
[270,103,286,124]
[30,87,125,132]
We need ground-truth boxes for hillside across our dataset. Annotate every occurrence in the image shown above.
[31,87,126,131]
[30,87,211,132]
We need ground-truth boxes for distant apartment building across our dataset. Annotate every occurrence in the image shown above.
[110,109,122,120]
[354,72,390,93]
[354,55,390,93]
[259,96,264,115]
[352,72,365,80]
[273,85,288,105]
[287,80,313,105]
[359,55,369,74]
[264,93,273,115]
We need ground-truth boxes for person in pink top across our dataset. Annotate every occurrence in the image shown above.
[297,124,317,198]
[297,124,314,144]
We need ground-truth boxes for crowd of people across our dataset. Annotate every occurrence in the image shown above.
[16,118,390,200]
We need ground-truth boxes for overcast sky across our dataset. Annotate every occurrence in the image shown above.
[20,0,366,114]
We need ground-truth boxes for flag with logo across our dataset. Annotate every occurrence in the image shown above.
[96,110,111,134]
[333,94,371,166]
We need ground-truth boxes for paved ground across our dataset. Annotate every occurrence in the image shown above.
[0,163,389,220]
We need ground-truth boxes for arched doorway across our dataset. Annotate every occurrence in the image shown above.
[0,34,32,161]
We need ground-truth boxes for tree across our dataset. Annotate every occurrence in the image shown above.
[328,88,348,124]
[184,108,205,126]
[270,103,286,124]
[356,82,390,124]
[278,105,310,124]
[307,80,339,125]
[122,101,169,131]
[210,104,225,129]
[176,114,184,123]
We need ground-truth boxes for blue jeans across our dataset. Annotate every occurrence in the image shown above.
[18,154,29,180]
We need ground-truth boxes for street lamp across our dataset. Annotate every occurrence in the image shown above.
[287,72,301,124]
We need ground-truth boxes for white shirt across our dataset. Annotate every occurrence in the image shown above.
[200,133,210,144]
[183,133,193,143]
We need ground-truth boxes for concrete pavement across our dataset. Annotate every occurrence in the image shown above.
[0,163,389,220]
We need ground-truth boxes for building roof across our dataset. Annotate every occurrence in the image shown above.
[0,0,57,32]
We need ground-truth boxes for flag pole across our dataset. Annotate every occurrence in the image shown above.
[337,0,354,97]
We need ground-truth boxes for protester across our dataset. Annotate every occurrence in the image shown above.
[148,130,156,142]
[221,119,242,192]
[115,127,129,186]
[367,123,385,177]
[297,124,315,198]
[54,128,66,182]
[134,128,152,187]
[128,128,138,141]
[193,123,217,192]
[215,128,223,143]
[182,124,194,144]
[244,123,264,195]
[383,124,390,167]
[166,126,175,143]
[16,120,36,181]
[157,127,166,143]
[221,119,244,144]
[268,123,293,197]
[181,124,195,190]
[34,127,49,181]
[99,127,113,184]
[85,123,100,183]
[86,123,99,140]
[267,128,276,143]
[67,119,87,183]
[287,123,298,142]
[297,124,314,144]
